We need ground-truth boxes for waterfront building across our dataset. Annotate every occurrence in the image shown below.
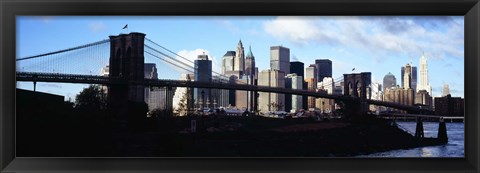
[270,46,290,74]
[315,59,332,82]
[383,86,415,111]
[258,69,285,112]
[415,90,433,108]
[383,72,397,92]
[417,53,432,95]
[316,89,335,113]
[434,94,464,117]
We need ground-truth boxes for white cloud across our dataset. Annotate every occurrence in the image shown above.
[263,16,464,61]
[89,22,107,33]
[264,17,320,45]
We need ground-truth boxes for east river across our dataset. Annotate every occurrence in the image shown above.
[358,122,464,157]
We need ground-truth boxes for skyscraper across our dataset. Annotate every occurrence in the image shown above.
[401,65,417,91]
[403,63,412,89]
[245,45,256,77]
[305,64,317,80]
[194,54,212,109]
[234,40,245,74]
[305,65,317,110]
[244,46,256,111]
[221,51,235,75]
[417,53,432,95]
[442,84,450,97]
[270,46,290,74]
[290,61,306,110]
[285,73,303,113]
[383,72,397,92]
[290,61,304,78]
[258,69,285,112]
[315,59,332,82]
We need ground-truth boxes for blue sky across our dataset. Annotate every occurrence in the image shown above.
[16,16,464,100]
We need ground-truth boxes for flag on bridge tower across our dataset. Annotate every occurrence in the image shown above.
[122,24,128,29]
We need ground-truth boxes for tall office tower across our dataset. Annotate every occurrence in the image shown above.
[403,63,412,89]
[305,65,317,110]
[315,59,332,82]
[244,46,256,77]
[442,84,450,97]
[285,74,303,113]
[290,61,306,109]
[411,66,417,92]
[401,65,417,90]
[270,46,290,74]
[290,61,305,78]
[172,73,194,116]
[234,40,245,74]
[305,64,317,79]
[417,53,432,95]
[258,70,285,112]
[194,54,212,109]
[244,46,256,111]
[221,51,235,75]
[383,72,397,92]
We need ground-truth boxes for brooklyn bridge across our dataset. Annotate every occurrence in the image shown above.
[16,32,434,116]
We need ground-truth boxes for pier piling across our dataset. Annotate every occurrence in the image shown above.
[438,118,448,143]
[415,117,424,139]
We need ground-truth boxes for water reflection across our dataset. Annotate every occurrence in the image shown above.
[358,122,464,157]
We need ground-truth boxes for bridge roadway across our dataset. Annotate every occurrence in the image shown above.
[16,72,429,113]
[16,72,342,99]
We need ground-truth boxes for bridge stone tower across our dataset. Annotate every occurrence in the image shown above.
[343,72,371,116]
[108,32,146,129]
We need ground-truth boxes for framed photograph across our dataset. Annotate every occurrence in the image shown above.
[1,0,479,172]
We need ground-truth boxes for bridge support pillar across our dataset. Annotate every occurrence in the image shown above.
[415,117,424,139]
[108,32,147,131]
[438,118,448,143]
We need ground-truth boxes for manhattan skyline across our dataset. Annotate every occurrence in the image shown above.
[16,16,464,99]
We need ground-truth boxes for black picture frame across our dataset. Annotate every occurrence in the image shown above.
[1,0,479,172]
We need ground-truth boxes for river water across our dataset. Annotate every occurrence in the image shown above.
[358,122,464,157]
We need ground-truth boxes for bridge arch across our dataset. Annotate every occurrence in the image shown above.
[343,72,371,100]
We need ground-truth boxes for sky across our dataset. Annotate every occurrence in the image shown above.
[16,16,465,100]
